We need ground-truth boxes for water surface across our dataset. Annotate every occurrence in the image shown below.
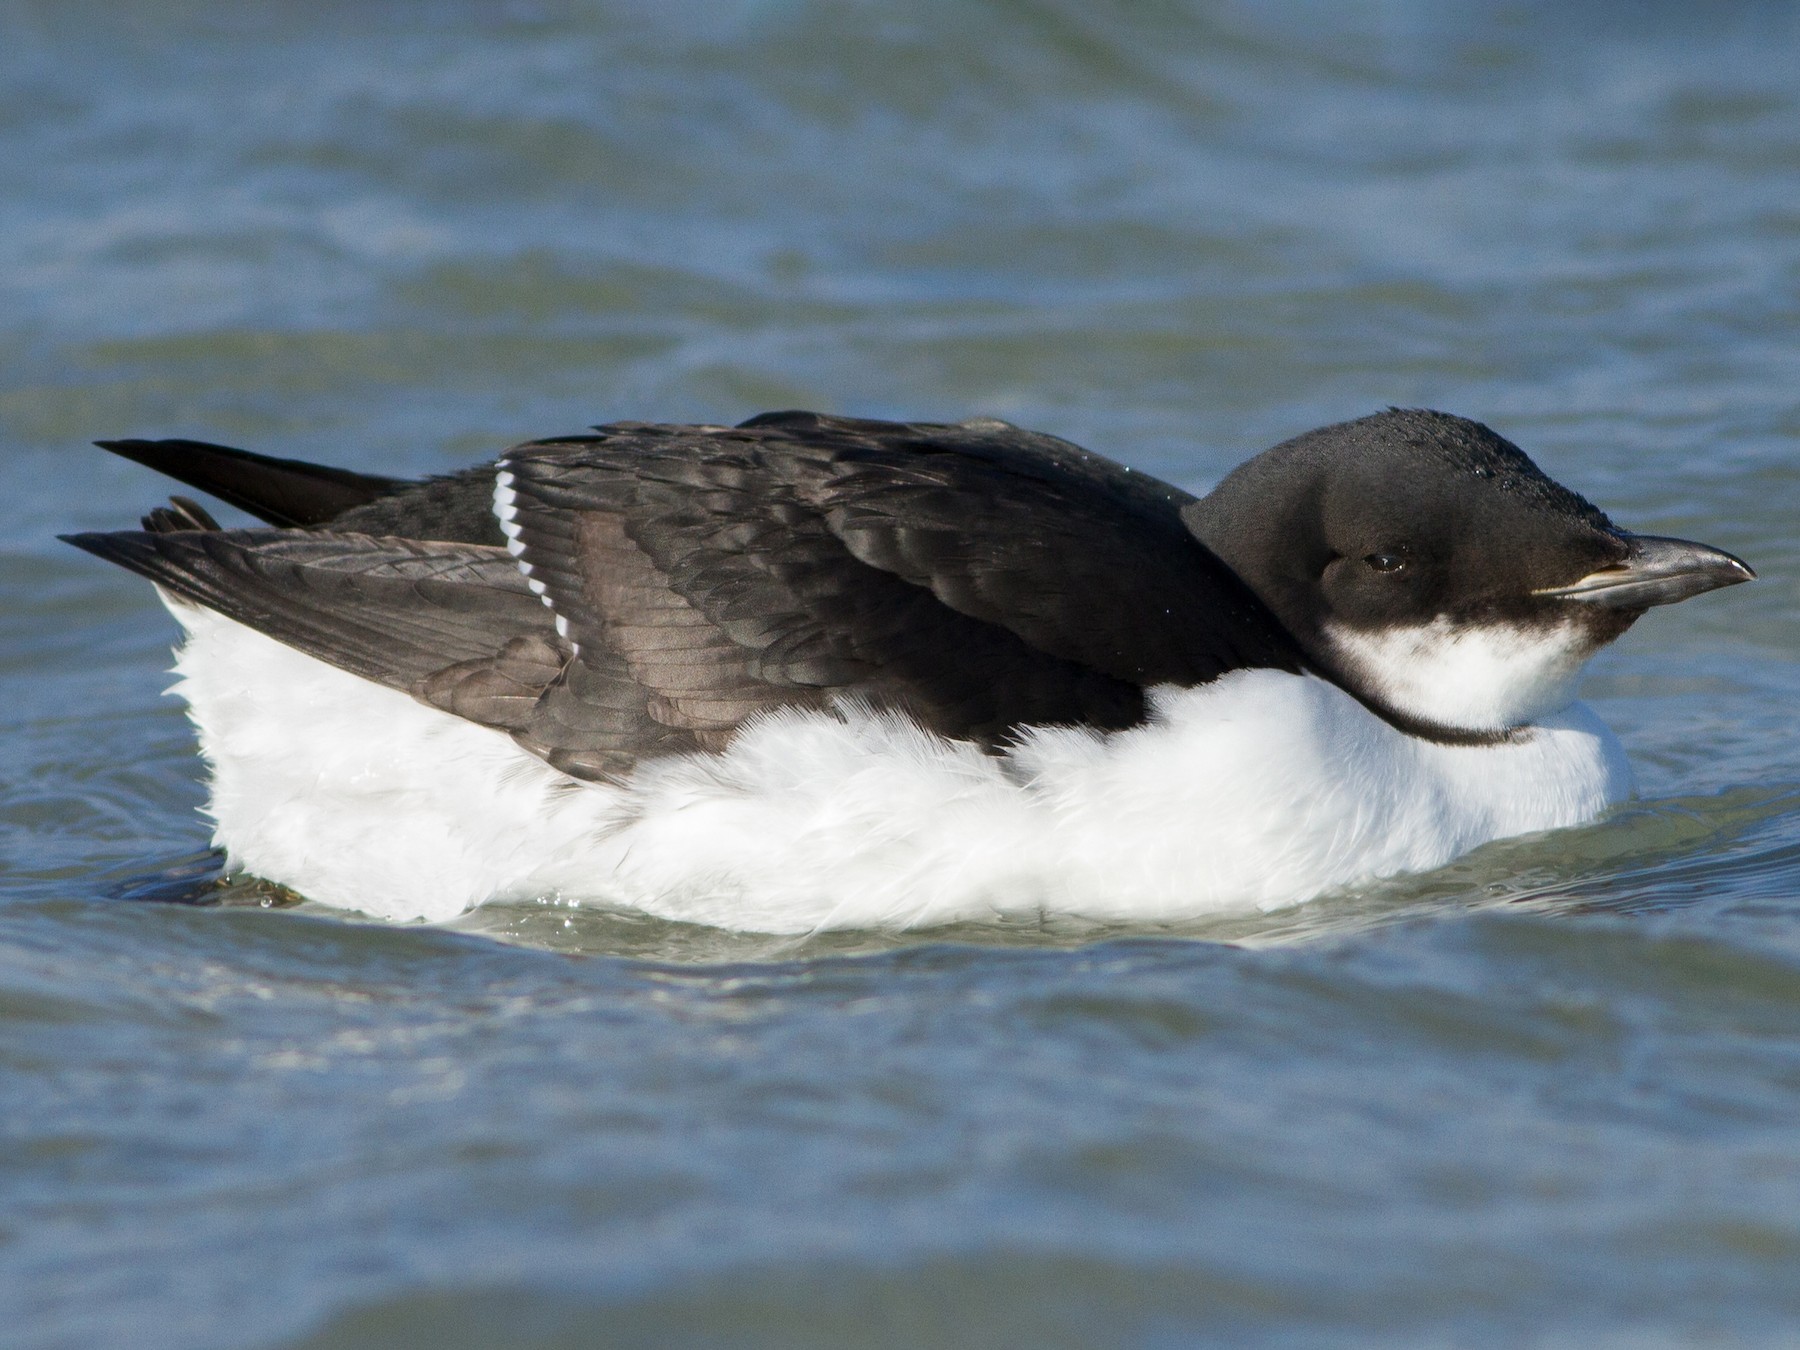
[4,3,1800,1346]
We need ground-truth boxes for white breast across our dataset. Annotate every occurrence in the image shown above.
[163,596,1634,932]
[1323,616,1598,733]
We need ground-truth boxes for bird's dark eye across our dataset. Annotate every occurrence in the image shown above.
[1364,552,1405,574]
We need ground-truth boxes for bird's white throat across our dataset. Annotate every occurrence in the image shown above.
[164,598,1633,931]
[1324,616,1597,734]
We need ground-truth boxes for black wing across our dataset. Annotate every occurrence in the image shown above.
[96,439,407,528]
[70,412,1304,774]
[94,439,505,545]
[497,413,1303,745]
[59,528,685,779]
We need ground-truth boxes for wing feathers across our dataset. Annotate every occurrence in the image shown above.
[96,439,405,528]
[64,526,692,780]
[74,411,1304,773]
[496,433,1165,740]
[62,529,543,690]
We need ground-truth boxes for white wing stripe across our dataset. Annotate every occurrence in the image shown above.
[493,462,579,654]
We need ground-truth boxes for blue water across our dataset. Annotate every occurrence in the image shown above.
[5,3,1800,1346]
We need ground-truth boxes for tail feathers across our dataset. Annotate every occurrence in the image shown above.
[96,438,407,529]
[142,495,222,533]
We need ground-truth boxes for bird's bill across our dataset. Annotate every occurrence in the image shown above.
[1535,534,1756,608]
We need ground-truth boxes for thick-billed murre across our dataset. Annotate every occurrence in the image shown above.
[64,409,1753,931]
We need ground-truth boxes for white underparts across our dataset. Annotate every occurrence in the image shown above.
[1324,617,1597,733]
[163,597,1634,932]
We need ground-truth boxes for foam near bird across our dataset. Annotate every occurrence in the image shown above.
[65,409,1753,931]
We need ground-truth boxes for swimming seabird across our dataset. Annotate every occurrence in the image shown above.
[64,409,1753,930]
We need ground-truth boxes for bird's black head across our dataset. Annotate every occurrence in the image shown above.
[1182,409,1754,739]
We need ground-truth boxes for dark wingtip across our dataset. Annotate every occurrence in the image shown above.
[94,438,187,462]
[61,529,152,564]
[734,410,822,429]
[58,528,226,611]
[86,437,409,528]
[61,530,200,583]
